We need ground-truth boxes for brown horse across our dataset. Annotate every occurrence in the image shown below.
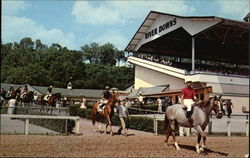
[92,92,119,135]
[20,91,34,105]
[40,93,61,113]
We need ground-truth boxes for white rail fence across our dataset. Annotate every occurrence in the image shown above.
[127,107,249,136]
[153,116,249,136]
[1,114,80,135]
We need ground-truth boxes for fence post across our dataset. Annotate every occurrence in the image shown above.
[155,119,158,135]
[227,120,231,136]
[208,120,212,134]
[153,118,156,135]
[246,120,249,136]
[65,119,68,133]
[25,118,29,135]
[75,118,80,134]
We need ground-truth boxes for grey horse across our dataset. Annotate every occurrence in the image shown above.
[164,95,223,153]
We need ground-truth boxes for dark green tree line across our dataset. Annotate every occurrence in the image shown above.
[1,37,133,89]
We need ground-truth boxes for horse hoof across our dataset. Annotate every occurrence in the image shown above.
[196,149,201,154]
[200,147,204,152]
[164,143,168,148]
[176,147,180,151]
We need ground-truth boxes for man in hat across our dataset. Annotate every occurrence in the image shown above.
[99,86,111,110]
[181,81,197,122]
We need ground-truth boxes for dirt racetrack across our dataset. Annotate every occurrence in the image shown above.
[0,118,249,157]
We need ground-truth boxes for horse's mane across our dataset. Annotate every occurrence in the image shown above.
[193,97,213,107]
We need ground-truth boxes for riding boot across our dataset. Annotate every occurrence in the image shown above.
[186,111,193,123]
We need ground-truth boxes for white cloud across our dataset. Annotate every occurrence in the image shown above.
[94,31,128,50]
[2,1,29,15]
[217,0,249,20]
[2,15,77,50]
[72,1,195,25]
[81,30,128,50]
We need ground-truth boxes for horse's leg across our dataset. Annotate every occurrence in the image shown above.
[196,133,202,153]
[164,128,171,147]
[164,117,171,147]
[106,115,113,136]
[170,120,180,150]
[194,125,207,153]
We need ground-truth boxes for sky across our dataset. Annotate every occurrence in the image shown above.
[2,0,250,51]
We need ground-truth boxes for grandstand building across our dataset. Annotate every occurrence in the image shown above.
[125,11,249,113]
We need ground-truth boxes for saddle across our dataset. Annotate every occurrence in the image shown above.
[97,103,106,112]
[43,95,50,101]
[182,105,194,123]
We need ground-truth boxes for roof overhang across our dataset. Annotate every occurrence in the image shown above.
[125,11,250,65]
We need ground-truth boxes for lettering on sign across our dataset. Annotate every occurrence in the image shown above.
[145,18,177,39]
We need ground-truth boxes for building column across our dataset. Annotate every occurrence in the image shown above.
[192,37,195,71]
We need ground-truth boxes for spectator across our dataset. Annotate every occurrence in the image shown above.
[80,95,87,109]
[33,92,38,106]
[63,96,67,107]
[138,93,144,114]
[157,97,162,112]
[124,97,131,107]
[226,100,234,118]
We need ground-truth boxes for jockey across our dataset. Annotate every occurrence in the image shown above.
[20,85,29,98]
[181,81,197,123]
[46,85,53,100]
[99,86,111,110]
[7,84,14,97]
[9,84,14,93]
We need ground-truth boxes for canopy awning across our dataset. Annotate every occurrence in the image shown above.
[125,11,250,65]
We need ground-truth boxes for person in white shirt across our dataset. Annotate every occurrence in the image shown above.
[157,97,162,112]
[117,99,131,136]
[33,92,38,106]
[80,95,87,109]
[138,93,144,114]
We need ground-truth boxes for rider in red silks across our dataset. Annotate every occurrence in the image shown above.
[181,81,197,123]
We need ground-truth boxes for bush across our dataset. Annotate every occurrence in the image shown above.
[68,104,165,134]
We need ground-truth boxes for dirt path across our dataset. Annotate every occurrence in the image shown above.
[0,118,249,157]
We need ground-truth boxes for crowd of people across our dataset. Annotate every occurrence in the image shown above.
[134,54,248,76]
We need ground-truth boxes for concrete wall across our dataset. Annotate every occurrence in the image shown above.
[135,65,184,90]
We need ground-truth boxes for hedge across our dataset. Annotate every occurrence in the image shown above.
[68,104,165,134]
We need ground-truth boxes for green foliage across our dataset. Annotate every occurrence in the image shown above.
[1,37,134,89]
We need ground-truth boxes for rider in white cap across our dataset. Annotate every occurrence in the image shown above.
[46,85,53,100]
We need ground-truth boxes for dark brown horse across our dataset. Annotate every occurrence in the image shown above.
[92,92,119,135]
[40,93,61,113]
[20,91,34,105]
[164,95,223,153]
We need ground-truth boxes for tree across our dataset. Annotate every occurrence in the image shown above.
[20,37,34,50]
